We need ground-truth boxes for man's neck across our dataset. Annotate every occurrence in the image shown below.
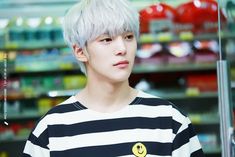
[75,80,137,113]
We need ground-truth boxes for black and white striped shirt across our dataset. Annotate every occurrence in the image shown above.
[22,91,204,157]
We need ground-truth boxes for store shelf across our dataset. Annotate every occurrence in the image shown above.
[0,89,80,100]
[0,136,28,143]
[0,42,67,51]
[192,121,219,125]
[0,66,80,75]
[231,81,235,88]
[190,116,219,125]
[0,112,41,120]
[0,62,217,75]
[148,90,218,100]
[1,89,218,101]
[1,32,235,51]
[133,63,216,74]
[0,65,80,75]
[203,146,221,154]
[0,31,235,52]
[139,32,235,44]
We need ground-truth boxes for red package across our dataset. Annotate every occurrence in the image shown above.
[139,3,177,33]
[186,74,217,92]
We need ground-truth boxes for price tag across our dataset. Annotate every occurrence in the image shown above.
[179,31,194,41]
[150,19,173,34]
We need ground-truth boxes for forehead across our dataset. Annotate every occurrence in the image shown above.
[86,20,136,41]
[81,1,138,42]
[98,31,134,37]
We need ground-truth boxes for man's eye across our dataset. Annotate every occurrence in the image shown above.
[100,38,112,43]
[125,34,134,40]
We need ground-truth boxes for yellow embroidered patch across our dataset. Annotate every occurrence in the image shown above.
[132,142,147,157]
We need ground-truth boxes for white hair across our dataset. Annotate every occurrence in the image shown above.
[62,0,139,74]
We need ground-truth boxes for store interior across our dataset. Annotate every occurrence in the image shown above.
[1,0,235,156]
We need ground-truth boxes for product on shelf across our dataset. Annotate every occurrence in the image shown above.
[0,152,8,157]
[50,17,64,43]
[0,19,9,48]
[135,79,151,91]
[20,77,43,98]
[42,76,64,92]
[139,3,177,33]
[176,0,226,34]
[14,48,77,72]
[37,98,53,114]
[37,16,54,44]
[167,42,193,65]
[0,78,23,100]
[0,125,14,140]
[197,133,219,151]
[37,98,65,114]
[233,109,235,129]
[63,75,87,90]
[136,43,167,65]
[189,108,219,124]
[6,101,21,115]
[7,17,25,48]
[226,0,235,32]
[225,39,235,57]
[231,68,235,81]
[186,73,217,92]
[37,16,64,46]
[193,40,219,63]
[24,17,41,47]
[0,121,35,141]
[3,16,65,49]
[20,75,65,97]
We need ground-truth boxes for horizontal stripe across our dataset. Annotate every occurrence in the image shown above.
[49,117,181,137]
[177,117,191,134]
[137,97,172,106]
[172,136,202,156]
[28,132,48,149]
[191,149,205,157]
[23,141,49,157]
[173,123,197,151]
[46,96,81,114]
[23,91,204,157]
[49,129,174,151]
[51,142,172,157]
[33,104,185,137]
[47,103,79,114]
[189,136,203,154]
[118,155,171,157]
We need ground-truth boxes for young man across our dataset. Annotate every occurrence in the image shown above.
[22,0,204,156]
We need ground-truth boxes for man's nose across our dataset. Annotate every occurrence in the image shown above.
[115,37,127,55]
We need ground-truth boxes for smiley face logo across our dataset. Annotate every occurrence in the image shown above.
[132,142,147,157]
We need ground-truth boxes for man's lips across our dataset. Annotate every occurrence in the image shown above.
[113,61,129,66]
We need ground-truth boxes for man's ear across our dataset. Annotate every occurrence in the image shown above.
[72,44,88,62]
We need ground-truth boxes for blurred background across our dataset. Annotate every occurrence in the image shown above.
[0,0,235,156]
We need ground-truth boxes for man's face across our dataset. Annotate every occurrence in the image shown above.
[85,31,137,83]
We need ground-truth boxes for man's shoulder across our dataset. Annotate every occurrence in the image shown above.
[136,90,173,106]
[136,90,187,117]
[35,96,84,127]
[45,96,82,115]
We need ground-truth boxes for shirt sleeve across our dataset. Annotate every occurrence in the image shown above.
[172,117,205,157]
[22,120,50,157]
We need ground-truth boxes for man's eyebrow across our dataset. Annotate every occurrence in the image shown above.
[98,34,110,38]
